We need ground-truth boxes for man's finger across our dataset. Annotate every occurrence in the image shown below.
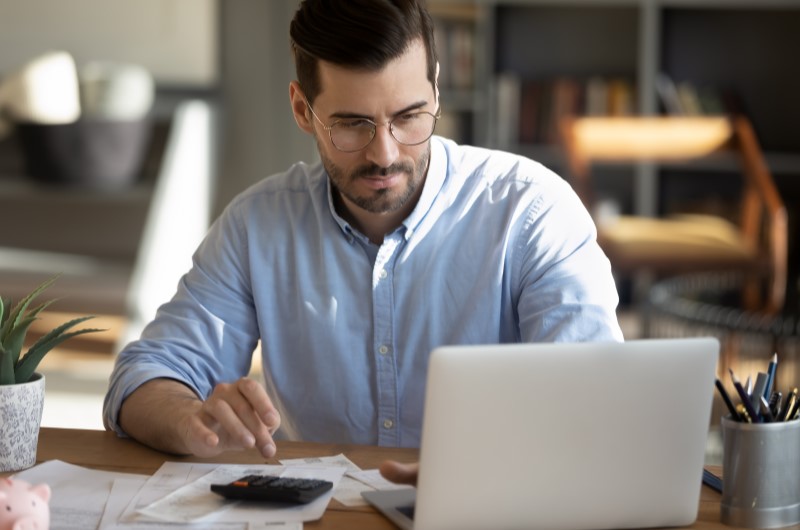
[379,460,419,486]
[183,414,224,458]
[204,397,258,448]
[232,378,280,456]
[237,378,281,432]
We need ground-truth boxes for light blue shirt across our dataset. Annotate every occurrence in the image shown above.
[104,136,623,447]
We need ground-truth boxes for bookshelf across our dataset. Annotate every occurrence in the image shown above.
[429,0,800,174]
[428,2,487,145]
[429,0,800,310]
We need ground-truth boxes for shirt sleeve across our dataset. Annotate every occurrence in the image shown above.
[103,201,261,436]
[513,172,624,344]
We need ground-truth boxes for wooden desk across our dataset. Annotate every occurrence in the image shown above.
[28,427,727,529]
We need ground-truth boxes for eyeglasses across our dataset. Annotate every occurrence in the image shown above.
[306,100,441,153]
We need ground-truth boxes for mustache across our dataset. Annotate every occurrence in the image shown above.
[351,162,414,179]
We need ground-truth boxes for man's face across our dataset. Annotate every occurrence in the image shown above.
[306,40,437,217]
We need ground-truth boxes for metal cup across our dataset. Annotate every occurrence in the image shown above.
[721,416,800,528]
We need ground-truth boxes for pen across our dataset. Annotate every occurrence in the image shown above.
[736,403,753,423]
[782,387,799,421]
[715,378,739,419]
[788,399,800,422]
[702,469,723,493]
[752,372,769,416]
[730,368,760,423]
[759,395,775,422]
[764,353,778,400]
[769,391,782,418]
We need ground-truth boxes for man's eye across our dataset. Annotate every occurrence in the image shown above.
[337,119,372,129]
[396,113,421,123]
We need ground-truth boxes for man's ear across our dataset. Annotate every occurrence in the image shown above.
[289,81,314,134]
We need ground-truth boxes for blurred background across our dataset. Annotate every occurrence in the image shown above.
[0,1,798,461]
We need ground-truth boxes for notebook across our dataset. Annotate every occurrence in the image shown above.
[363,337,720,530]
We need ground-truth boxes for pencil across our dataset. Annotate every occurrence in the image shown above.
[715,378,739,420]
[765,352,778,400]
[729,368,760,423]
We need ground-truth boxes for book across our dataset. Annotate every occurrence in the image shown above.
[585,77,609,116]
[518,80,541,144]
[655,72,684,115]
[677,82,702,115]
[494,72,521,149]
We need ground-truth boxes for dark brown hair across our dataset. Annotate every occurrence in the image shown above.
[290,0,438,104]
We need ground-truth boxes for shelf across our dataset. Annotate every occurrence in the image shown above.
[427,1,800,170]
[660,7,800,153]
[493,4,639,79]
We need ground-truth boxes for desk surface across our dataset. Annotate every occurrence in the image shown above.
[25,427,726,529]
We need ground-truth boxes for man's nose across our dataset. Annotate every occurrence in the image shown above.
[364,123,400,168]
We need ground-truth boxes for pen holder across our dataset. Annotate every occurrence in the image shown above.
[721,416,800,528]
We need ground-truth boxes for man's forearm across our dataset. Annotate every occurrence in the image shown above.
[118,378,204,455]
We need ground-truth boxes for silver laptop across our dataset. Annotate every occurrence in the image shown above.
[363,337,719,530]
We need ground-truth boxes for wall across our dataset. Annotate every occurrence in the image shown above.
[216,0,316,215]
[0,0,218,86]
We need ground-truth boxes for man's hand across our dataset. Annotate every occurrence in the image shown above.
[184,377,281,458]
[118,377,281,458]
[379,460,419,486]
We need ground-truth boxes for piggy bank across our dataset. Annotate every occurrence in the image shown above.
[0,477,50,530]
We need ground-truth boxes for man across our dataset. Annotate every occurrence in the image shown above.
[103,0,623,461]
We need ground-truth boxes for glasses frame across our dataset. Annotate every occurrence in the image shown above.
[305,99,441,153]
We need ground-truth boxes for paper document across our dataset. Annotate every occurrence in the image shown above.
[280,453,369,506]
[14,459,148,530]
[134,462,345,524]
[101,476,246,530]
[279,454,410,507]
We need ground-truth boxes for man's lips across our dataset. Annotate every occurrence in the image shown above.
[358,173,403,190]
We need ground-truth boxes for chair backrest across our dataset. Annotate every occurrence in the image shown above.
[560,115,787,314]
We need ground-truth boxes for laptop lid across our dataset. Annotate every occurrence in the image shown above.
[364,337,719,530]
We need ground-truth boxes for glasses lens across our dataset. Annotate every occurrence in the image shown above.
[391,112,437,145]
[330,120,376,152]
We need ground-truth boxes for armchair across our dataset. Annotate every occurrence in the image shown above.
[560,115,787,315]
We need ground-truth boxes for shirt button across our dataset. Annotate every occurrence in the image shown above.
[378,345,390,355]
[383,419,394,429]
[379,268,388,279]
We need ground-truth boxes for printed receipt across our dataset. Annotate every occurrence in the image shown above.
[280,454,412,507]
[135,462,346,524]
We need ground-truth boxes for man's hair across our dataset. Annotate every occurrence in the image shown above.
[290,0,438,104]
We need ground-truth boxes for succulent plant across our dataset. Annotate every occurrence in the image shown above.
[0,276,104,385]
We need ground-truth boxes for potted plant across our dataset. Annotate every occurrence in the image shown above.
[0,276,103,472]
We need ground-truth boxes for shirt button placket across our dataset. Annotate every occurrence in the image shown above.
[373,237,400,446]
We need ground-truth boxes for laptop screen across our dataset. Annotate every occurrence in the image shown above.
[365,338,719,530]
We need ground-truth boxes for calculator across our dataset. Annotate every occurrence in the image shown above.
[210,474,334,504]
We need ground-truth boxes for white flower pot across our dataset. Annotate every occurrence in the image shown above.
[0,372,45,472]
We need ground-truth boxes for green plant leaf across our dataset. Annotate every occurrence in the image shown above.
[0,344,14,386]
[3,314,38,364]
[0,275,59,343]
[15,324,106,384]
[0,298,9,328]
[0,297,4,329]
[1,299,55,364]
[15,315,106,382]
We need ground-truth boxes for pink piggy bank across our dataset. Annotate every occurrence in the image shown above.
[0,478,50,530]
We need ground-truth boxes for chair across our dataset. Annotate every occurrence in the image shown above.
[560,115,788,316]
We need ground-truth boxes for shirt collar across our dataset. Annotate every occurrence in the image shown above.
[401,136,446,237]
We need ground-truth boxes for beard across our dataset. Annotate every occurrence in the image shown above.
[320,144,431,215]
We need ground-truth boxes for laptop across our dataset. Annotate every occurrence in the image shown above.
[363,337,719,530]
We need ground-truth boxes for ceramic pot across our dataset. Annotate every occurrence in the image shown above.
[16,118,152,190]
[0,373,45,472]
